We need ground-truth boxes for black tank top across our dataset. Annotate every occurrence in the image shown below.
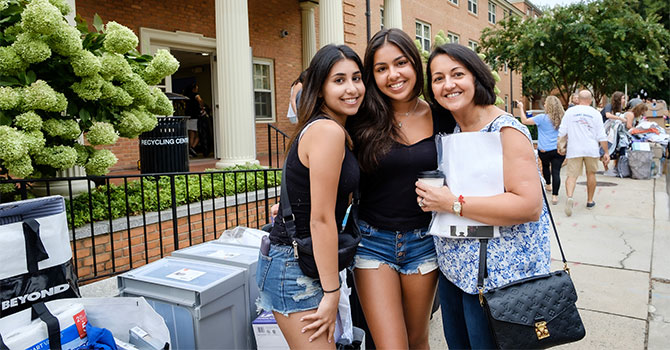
[359,106,454,231]
[270,116,360,245]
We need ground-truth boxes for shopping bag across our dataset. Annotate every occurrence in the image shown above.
[0,297,170,350]
[0,196,80,318]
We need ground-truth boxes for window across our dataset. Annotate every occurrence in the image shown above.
[447,32,460,44]
[504,95,509,112]
[488,2,496,23]
[468,40,478,51]
[415,20,431,52]
[449,0,458,5]
[380,7,384,30]
[253,58,275,122]
[468,0,478,14]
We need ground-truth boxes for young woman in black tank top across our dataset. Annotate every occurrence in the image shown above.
[348,28,455,349]
[255,44,364,349]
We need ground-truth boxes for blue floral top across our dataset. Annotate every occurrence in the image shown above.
[434,114,551,294]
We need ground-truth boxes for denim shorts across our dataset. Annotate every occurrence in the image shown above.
[353,220,438,275]
[256,244,324,316]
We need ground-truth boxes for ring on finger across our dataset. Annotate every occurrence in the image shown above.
[418,198,425,207]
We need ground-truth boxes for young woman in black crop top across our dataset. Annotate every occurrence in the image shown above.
[256,44,364,348]
[348,28,455,349]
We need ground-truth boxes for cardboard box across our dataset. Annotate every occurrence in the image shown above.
[644,100,667,117]
[252,311,289,350]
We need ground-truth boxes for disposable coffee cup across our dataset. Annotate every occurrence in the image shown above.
[417,170,445,187]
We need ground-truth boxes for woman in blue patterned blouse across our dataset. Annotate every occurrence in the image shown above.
[415,43,551,349]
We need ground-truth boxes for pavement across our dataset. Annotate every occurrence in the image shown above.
[428,162,670,349]
[83,160,670,349]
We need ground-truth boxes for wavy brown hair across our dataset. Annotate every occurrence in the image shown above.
[349,28,424,173]
[544,95,565,129]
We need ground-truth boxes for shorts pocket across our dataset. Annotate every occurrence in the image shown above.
[256,252,272,291]
[358,221,376,238]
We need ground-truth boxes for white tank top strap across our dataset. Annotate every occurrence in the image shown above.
[299,118,330,141]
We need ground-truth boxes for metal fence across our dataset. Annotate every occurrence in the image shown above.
[267,123,290,167]
[0,168,281,283]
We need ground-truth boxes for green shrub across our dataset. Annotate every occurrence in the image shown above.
[65,164,281,228]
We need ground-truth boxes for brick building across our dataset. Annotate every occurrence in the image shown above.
[70,0,532,171]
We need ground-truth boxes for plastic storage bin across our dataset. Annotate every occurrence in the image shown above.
[117,257,247,349]
[171,242,260,349]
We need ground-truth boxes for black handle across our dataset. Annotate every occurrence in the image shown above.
[32,302,62,350]
[23,219,49,274]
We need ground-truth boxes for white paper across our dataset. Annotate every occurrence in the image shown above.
[207,250,240,259]
[165,268,206,281]
[430,132,503,238]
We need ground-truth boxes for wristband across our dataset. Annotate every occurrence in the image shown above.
[322,283,341,294]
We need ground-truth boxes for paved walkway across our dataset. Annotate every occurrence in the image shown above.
[429,163,670,349]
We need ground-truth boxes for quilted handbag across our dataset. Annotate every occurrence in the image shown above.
[476,189,586,349]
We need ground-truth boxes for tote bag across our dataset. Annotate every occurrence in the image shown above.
[0,196,80,318]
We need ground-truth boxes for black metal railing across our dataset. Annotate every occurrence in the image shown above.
[267,124,290,168]
[0,168,281,283]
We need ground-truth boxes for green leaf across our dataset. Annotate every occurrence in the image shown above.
[26,71,36,85]
[0,77,20,86]
[80,108,91,123]
[93,14,104,33]
[75,14,89,34]
[0,111,11,126]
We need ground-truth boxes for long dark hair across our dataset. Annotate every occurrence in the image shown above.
[426,43,496,107]
[350,28,424,173]
[611,91,624,114]
[287,44,363,150]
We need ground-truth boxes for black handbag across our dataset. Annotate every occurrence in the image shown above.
[476,189,586,349]
[279,159,361,279]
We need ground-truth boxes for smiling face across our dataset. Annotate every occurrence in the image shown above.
[430,54,476,115]
[320,58,365,120]
[372,43,417,102]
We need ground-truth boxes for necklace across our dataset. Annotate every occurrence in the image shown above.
[396,99,420,128]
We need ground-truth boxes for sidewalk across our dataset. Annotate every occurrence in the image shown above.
[429,163,670,349]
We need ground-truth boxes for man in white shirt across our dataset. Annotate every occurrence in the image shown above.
[558,90,610,216]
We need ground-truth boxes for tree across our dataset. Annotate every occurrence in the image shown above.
[480,0,670,105]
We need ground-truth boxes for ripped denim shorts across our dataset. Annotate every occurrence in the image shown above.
[353,219,438,275]
[256,244,323,316]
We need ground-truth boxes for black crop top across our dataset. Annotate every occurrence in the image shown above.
[358,106,454,231]
[270,116,360,245]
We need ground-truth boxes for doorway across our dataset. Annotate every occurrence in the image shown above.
[171,50,215,159]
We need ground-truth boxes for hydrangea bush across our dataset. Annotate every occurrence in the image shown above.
[0,0,179,178]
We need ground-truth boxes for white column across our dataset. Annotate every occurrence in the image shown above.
[66,0,76,25]
[319,0,344,47]
[300,2,318,69]
[214,0,258,168]
[383,0,403,30]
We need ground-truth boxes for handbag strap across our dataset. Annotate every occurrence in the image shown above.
[477,184,569,302]
[279,149,360,241]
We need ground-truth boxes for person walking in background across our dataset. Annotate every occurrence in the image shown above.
[256,44,364,348]
[517,96,566,205]
[286,70,307,124]
[558,90,610,216]
[417,43,550,349]
[601,91,626,123]
[348,28,454,349]
[183,82,205,157]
